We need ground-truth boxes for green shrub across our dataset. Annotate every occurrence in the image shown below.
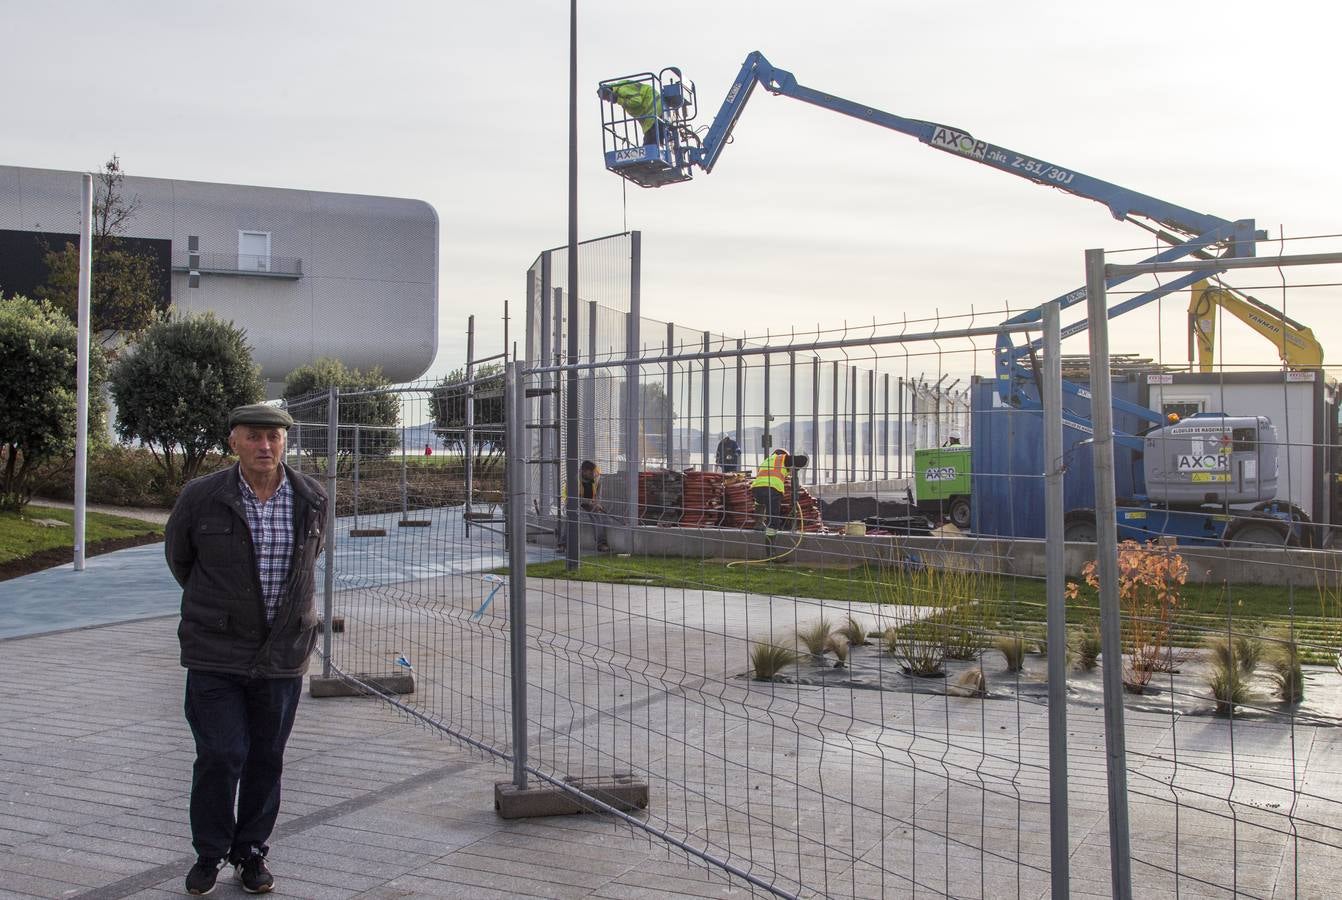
[30,445,230,507]
[886,623,946,677]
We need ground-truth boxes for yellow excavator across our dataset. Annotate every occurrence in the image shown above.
[1188,279,1323,371]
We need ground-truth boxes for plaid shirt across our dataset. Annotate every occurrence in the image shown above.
[238,469,295,624]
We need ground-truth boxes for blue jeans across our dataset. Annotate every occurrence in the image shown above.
[184,670,302,861]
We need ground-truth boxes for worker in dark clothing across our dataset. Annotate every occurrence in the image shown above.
[600,81,662,146]
[715,434,741,473]
[578,460,612,552]
[750,449,792,535]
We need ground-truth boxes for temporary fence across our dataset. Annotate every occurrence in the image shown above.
[295,239,1342,898]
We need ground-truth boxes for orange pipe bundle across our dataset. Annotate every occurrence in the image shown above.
[722,474,757,529]
[680,471,726,528]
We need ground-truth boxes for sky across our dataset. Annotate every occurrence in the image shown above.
[4,0,1341,385]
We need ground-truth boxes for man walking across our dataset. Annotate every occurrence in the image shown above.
[166,404,327,895]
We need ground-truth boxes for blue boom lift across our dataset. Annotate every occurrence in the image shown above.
[599,52,1314,547]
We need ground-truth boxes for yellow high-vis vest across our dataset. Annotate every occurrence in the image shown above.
[751,452,789,493]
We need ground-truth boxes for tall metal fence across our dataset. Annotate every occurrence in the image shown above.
[295,242,1342,898]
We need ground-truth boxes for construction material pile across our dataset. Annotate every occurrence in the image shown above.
[783,483,824,533]
[721,474,757,529]
[680,471,726,527]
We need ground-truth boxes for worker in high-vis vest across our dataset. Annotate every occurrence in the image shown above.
[599,81,662,146]
[751,449,792,534]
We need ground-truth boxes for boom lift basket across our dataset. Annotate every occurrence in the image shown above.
[599,68,698,188]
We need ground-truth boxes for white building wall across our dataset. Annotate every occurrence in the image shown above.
[0,165,438,385]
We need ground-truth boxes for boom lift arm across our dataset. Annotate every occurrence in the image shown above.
[600,51,1266,431]
[1188,279,1323,371]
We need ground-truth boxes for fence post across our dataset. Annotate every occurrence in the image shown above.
[1042,300,1070,898]
[352,424,361,531]
[322,386,338,679]
[762,351,771,460]
[293,422,302,475]
[882,373,890,481]
[831,361,839,483]
[734,338,744,466]
[665,322,675,471]
[1085,247,1133,900]
[788,351,796,468]
[505,361,530,790]
[400,420,408,520]
[897,376,905,477]
[702,331,711,470]
[625,232,641,530]
[811,357,819,486]
[466,314,476,537]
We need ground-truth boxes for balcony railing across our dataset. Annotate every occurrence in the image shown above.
[172,251,303,278]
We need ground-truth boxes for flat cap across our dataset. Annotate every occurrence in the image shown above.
[228,403,294,430]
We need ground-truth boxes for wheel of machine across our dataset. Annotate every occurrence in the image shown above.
[949,497,971,531]
[1252,500,1316,547]
[1063,509,1097,543]
[1223,516,1291,548]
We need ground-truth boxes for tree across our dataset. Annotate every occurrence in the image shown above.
[108,313,264,484]
[283,358,399,468]
[430,363,506,473]
[0,295,107,511]
[36,156,162,350]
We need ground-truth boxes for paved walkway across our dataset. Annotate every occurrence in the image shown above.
[0,513,736,899]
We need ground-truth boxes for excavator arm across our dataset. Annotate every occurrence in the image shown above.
[1188,279,1323,371]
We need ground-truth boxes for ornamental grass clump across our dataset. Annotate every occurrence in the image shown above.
[1204,635,1257,717]
[838,615,871,647]
[1265,633,1305,704]
[824,634,850,668]
[797,617,835,659]
[751,642,800,682]
[1234,628,1265,675]
[994,634,1027,673]
[1068,541,1187,693]
[1070,621,1102,672]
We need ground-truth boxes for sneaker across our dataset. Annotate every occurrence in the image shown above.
[185,858,223,895]
[233,852,274,894]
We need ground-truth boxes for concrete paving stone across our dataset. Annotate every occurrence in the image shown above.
[404,861,593,900]
[35,783,163,810]
[70,822,189,855]
[351,873,548,899]
[0,800,101,829]
[13,840,153,877]
[0,848,135,887]
[0,870,89,898]
[268,845,417,882]
[306,823,452,857]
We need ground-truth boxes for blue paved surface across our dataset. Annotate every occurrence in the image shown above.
[0,506,555,640]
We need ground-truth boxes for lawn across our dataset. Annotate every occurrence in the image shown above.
[0,505,163,566]
[524,555,1342,664]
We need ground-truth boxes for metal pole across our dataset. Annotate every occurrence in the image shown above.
[702,331,711,470]
[465,314,476,537]
[867,369,875,481]
[849,365,857,482]
[788,351,796,465]
[734,338,744,464]
[762,351,772,461]
[626,233,642,528]
[896,377,905,477]
[539,258,554,515]
[565,4,580,571]
[1086,248,1133,900]
[665,322,675,470]
[811,357,819,486]
[73,173,92,572]
[831,361,839,483]
[400,420,407,520]
[505,362,530,789]
[1042,300,1070,899]
[352,425,360,530]
[587,301,598,467]
[322,386,338,679]
[883,373,890,481]
[293,423,302,475]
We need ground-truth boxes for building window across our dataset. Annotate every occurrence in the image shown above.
[238,230,271,272]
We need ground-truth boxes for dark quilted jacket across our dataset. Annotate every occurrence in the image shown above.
[165,463,327,677]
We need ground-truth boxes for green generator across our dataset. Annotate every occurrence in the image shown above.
[913,446,972,529]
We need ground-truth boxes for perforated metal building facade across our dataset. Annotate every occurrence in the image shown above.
[0,164,438,386]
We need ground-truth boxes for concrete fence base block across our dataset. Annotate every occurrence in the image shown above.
[308,673,415,699]
[397,519,432,527]
[494,774,650,819]
[348,528,387,538]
